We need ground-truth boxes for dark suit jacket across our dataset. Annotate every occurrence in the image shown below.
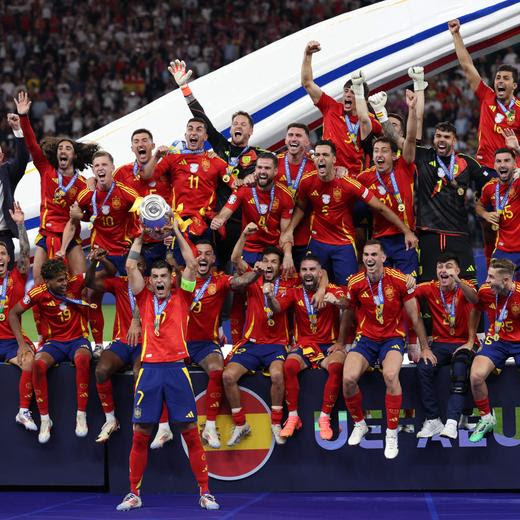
[0,137,30,237]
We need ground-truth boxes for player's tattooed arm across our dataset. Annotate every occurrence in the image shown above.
[127,305,141,347]
[230,262,264,290]
[9,202,30,275]
[126,232,145,295]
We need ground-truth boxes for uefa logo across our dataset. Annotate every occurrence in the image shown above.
[181,387,275,480]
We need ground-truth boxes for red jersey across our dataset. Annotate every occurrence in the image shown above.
[347,268,414,340]
[241,277,296,345]
[298,171,373,246]
[477,282,520,342]
[278,284,344,344]
[225,183,294,252]
[415,281,475,344]
[21,274,89,342]
[475,81,520,169]
[153,152,231,235]
[357,157,416,237]
[76,182,139,256]
[20,115,87,236]
[187,272,232,343]
[316,92,382,173]
[0,267,27,340]
[136,284,194,363]
[276,153,314,247]
[479,177,520,253]
[103,276,136,342]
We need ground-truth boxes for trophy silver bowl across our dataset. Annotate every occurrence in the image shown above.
[139,194,173,240]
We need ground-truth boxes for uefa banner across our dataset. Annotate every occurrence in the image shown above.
[2,363,518,491]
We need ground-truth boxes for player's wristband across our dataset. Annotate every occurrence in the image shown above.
[375,107,388,123]
[181,277,196,292]
[180,85,192,97]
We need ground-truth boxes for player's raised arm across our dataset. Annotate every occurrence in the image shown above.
[231,222,258,274]
[126,232,145,295]
[350,70,372,140]
[140,145,170,180]
[8,202,30,275]
[449,19,481,92]
[172,219,197,282]
[407,66,427,140]
[401,89,417,164]
[301,41,323,105]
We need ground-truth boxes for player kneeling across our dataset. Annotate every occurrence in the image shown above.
[116,224,218,512]
[342,241,430,459]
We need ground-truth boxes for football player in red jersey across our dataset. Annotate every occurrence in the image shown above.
[342,240,430,459]
[85,247,144,443]
[9,260,94,444]
[469,258,520,443]
[414,253,479,440]
[13,91,97,283]
[0,203,35,431]
[282,140,418,285]
[476,148,520,268]
[268,254,346,440]
[301,41,382,173]
[116,221,219,512]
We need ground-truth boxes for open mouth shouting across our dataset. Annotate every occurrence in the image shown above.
[187,135,200,149]
[495,84,507,99]
[58,154,70,169]
[197,258,209,274]
[137,146,148,161]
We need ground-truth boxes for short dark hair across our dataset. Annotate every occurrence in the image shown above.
[256,151,277,168]
[150,259,173,274]
[300,253,321,266]
[232,110,254,128]
[286,123,310,137]
[436,252,460,267]
[194,239,214,251]
[364,239,385,253]
[373,136,399,154]
[494,147,516,159]
[92,150,114,164]
[187,117,208,132]
[0,241,9,255]
[496,64,518,84]
[131,128,153,141]
[315,139,336,156]
[490,257,516,276]
[262,246,283,263]
[434,121,457,137]
[41,259,68,281]
[343,79,369,100]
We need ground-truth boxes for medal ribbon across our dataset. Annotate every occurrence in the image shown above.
[439,285,457,330]
[49,289,95,308]
[436,153,456,181]
[190,275,212,310]
[132,160,143,178]
[91,182,116,223]
[0,274,9,315]
[252,184,275,217]
[228,146,250,167]
[344,114,360,145]
[153,295,170,333]
[302,287,317,330]
[284,155,307,192]
[366,275,384,322]
[494,290,513,337]
[264,278,280,320]
[495,181,512,215]
[496,97,516,121]
[375,169,404,207]
[56,170,79,197]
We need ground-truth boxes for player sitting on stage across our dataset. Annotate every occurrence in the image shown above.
[116,221,219,512]
[342,240,430,459]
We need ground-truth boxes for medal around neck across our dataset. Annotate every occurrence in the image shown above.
[140,194,173,240]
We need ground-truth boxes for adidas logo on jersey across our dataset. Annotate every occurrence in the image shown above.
[311,190,319,196]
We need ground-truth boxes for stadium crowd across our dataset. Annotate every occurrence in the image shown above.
[0,7,519,514]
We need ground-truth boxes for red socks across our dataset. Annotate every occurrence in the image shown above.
[385,393,402,430]
[205,370,223,421]
[475,397,491,416]
[231,408,246,426]
[283,357,301,412]
[33,358,49,415]
[74,354,91,412]
[271,407,283,425]
[19,370,33,409]
[345,391,364,423]
[321,362,342,415]
[88,294,104,344]
[159,403,169,423]
[182,427,209,495]
[129,431,151,495]
[96,380,115,414]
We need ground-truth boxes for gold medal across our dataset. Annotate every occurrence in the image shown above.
[222,174,230,183]
[268,318,275,327]
[54,189,65,200]
[457,187,464,196]
[492,224,499,231]
[397,203,405,213]
[449,328,455,336]
[154,328,160,337]
[375,305,384,325]
[90,303,97,309]
[0,313,5,322]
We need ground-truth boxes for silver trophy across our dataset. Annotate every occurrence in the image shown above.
[139,194,173,240]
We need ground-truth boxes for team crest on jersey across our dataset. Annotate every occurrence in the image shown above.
[384,286,395,300]
[23,295,30,305]
[322,194,331,204]
[272,198,279,211]
[512,303,520,316]
[112,196,122,209]
[190,163,199,173]
[259,203,268,213]
[208,283,216,295]
[69,187,78,197]
[202,158,210,172]
[333,187,342,202]
[242,156,251,165]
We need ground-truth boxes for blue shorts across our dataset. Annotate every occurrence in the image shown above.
[308,238,357,285]
[141,242,167,274]
[350,336,405,367]
[242,250,263,267]
[0,338,19,362]
[39,337,91,363]
[353,199,372,229]
[35,234,81,254]
[379,234,418,276]
[108,340,141,366]
[492,249,520,271]
[187,340,222,365]
[230,342,286,371]
[132,362,197,424]
[291,343,332,368]
[477,339,520,370]
[105,254,127,276]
